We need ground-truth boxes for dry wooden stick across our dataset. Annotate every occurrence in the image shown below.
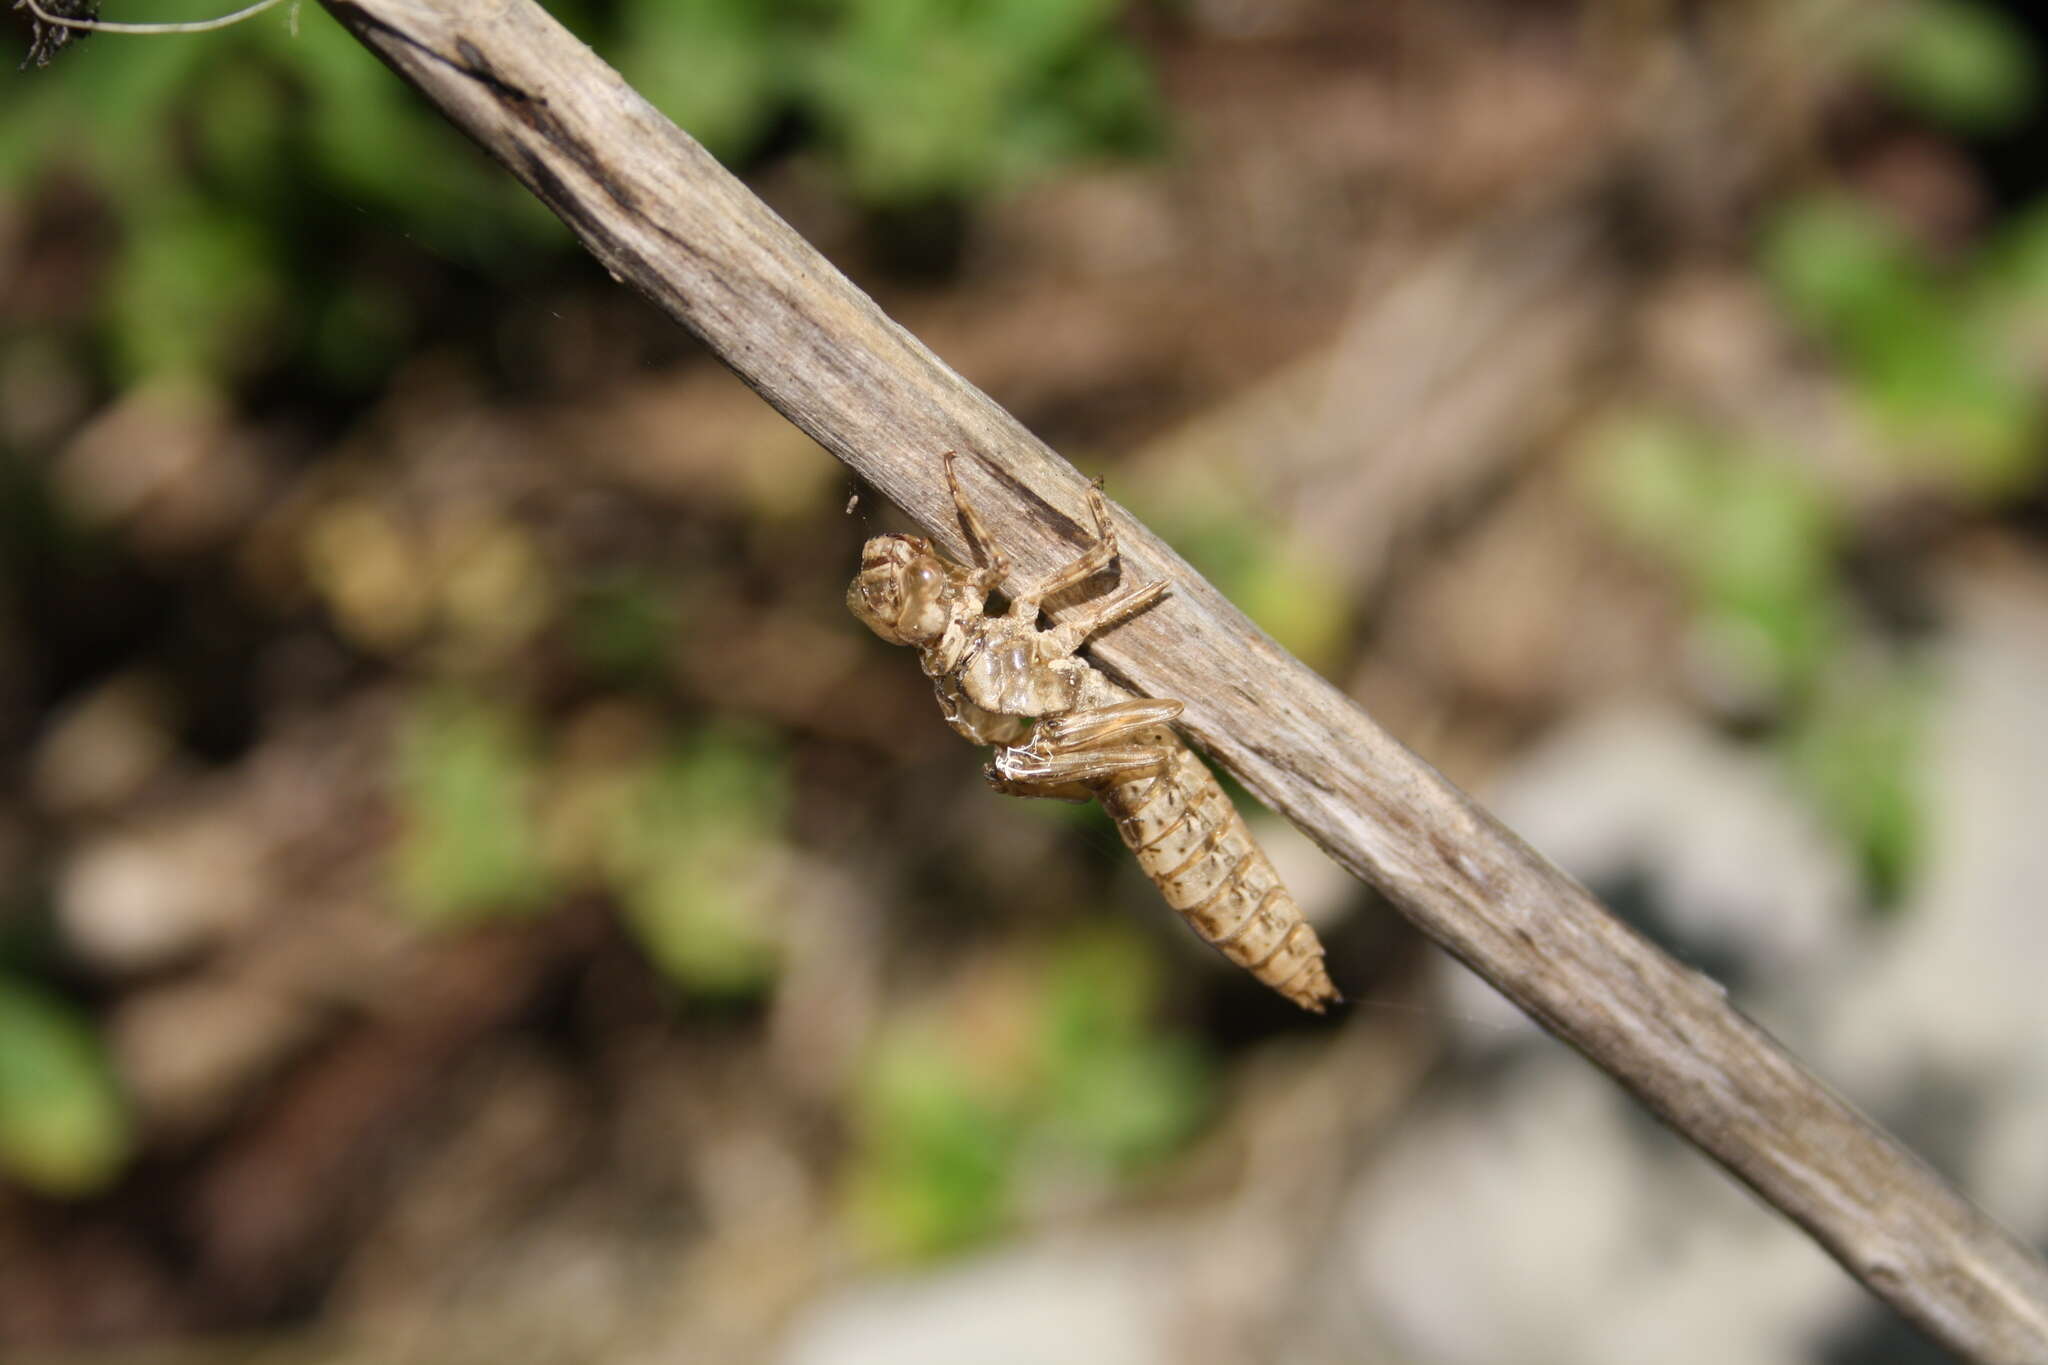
[314,2,2048,1358]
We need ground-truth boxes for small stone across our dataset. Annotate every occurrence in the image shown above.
[58,807,263,973]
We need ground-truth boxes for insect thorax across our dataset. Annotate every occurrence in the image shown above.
[955,619,1098,718]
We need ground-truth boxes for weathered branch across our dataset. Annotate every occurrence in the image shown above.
[314,2,2048,1359]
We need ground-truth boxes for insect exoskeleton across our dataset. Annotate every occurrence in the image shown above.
[850,453,1340,1013]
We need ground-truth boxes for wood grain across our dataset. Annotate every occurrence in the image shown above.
[315,2,2048,1358]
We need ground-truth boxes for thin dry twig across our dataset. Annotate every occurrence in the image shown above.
[306,2,2048,1359]
[18,0,285,37]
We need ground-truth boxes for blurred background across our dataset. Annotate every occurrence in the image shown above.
[4,1,2048,1361]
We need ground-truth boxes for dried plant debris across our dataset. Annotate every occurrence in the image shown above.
[15,0,98,67]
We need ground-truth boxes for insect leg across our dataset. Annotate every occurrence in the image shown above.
[987,743,1170,793]
[1039,576,1169,658]
[1034,698,1184,747]
[984,772,1096,802]
[943,451,1009,594]
[1007,483,1119,619]
[987,698,1178,795]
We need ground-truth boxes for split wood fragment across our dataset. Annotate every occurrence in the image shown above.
[313,2,2048,1359]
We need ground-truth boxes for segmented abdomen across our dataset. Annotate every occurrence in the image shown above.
[1099,735,1340,1012]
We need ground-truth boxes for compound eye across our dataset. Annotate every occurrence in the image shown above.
[849,546,951,647]
[898,559,946,624]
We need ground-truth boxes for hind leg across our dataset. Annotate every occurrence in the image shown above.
[984,700,1180,799]
[1033,699,1183,746]
[1039,576,1169,658]
[1006,483,1120,619]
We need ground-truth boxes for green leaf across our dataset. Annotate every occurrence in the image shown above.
[842,926,1210,1262]
[0,979,132,1196]
[1037,929,1208,1165]
[1584,415,1842,698]
[615,0,788,162]
[845,1032,1017,1260]
[1786,669,1928,906]
[1762,195,2044,498]
[1872,0,2037,132]
[608,727,789,996]
[105,192,280,381]
[1762,195,1927,342]
[799,0,1160,204]
[0,14,212,193]
[1123,474,1351,671]
[394,693,552,925]
[284,11,564,260]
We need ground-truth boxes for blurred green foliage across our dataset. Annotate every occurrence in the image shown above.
[567,572,683,688]
[1763,194,2046,497]
[621,0,1159,203]
[393,689,792,997]
[1870,0,2037,132]
[1034,929,1210,1165]
[394,692,553,926]
[1583,413,1934,906]
[1705,4,2048,901]
[1762,0,2048,499]
[3,0,1159,389]
[0,978,133,1196]
[1,1,569,386]
[1587,416,1843,700]
[845,926,1209,1260]
[599,726,789,998]
[1124,471,1353,672]
[615,0,789,195]
[797,0,1160,203]
[845,1031,1015,1258]
[1787,669,1928,904]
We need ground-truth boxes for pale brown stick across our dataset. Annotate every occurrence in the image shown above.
[314,2,2048,1358]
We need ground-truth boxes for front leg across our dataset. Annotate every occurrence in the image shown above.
[943,451,1009,596]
